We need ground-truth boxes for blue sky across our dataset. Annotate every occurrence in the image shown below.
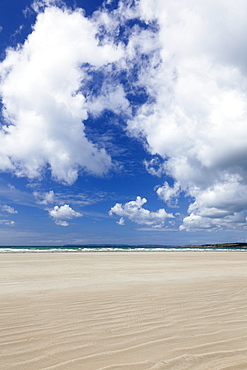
[0,0,247,246]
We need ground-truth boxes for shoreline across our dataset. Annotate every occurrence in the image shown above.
[1,244,247,253]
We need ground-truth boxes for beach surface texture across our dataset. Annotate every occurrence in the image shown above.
[1,252,247,369]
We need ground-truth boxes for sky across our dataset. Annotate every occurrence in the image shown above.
[0,0,247,246]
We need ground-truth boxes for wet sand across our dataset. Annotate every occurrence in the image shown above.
[1,252,247,369]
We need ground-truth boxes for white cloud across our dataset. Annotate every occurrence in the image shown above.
[32,0,63,11]
[180,211,247,232]
[144,158,166,177]
[156,182,181,207]
[54,220,69,227]
[1,204,18,214]
[117,217,125,225]
[180,175,247,231]
[122,0,247,230]
[1,0,247,232]
[109,196,174,228]
[49,204,82,226]
[88,84,130,118]
[0,220,15,226]
[0,4,124,184]
[33,190,55,205]
[5,220,15,226]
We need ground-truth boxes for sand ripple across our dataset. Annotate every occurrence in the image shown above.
[0,252,247,369]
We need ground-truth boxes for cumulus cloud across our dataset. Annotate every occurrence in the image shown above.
[144,158,166,177]
[49,204,82,226]
[156,182,181,207]
[1,204,18,214]
[109,196,174,228]
[33,190,55,205]
[117,217,125,226]
[180,211,247,232]
[0,220,15,226]
[0,2,125,184]
[121,0,247,231]
[32,0,63,11]
[1,0,247,232]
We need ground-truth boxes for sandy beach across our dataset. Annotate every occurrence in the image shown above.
[1,252,247,369]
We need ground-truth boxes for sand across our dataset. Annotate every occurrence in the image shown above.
[0,252,247,370]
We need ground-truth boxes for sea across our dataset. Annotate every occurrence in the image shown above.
[0,244,247,253]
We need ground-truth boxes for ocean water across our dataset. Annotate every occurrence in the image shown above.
[0,245,247,252]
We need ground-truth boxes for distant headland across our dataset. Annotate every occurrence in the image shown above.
[182,243,247,249]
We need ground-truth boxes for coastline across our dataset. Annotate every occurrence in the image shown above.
[1,242,247,253]
[1,252,247,369]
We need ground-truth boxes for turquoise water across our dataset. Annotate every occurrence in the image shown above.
[0,245,247,252]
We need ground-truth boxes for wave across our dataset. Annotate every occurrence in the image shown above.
[0,245,247,253]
